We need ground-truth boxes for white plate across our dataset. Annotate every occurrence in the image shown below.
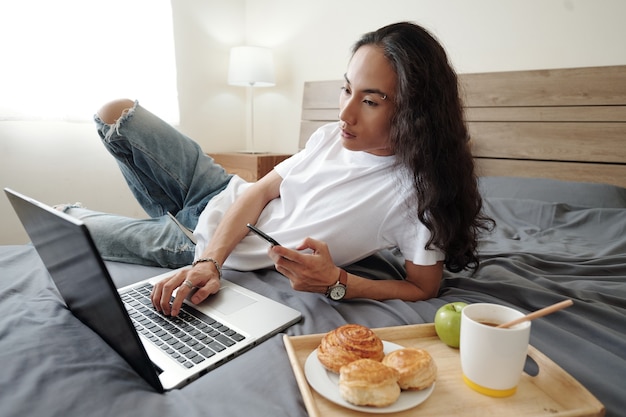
[304,341,435,414]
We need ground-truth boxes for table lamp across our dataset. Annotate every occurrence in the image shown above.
[228,46,275,153]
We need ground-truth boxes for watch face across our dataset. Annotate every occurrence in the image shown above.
[329,285,346,300]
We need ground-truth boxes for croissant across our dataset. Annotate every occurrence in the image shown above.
[317,324,384,373]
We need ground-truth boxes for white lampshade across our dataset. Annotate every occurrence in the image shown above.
[228,46,275,87]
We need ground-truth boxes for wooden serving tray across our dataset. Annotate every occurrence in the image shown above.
[283,324,604,417]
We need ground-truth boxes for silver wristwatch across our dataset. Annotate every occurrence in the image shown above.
[326,269,348,301]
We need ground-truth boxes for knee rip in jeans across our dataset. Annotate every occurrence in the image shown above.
[98,99,139,142]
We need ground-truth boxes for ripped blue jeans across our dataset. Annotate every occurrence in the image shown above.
[65,102,232,268]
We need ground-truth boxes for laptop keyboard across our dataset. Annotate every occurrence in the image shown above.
[121,283,246,369]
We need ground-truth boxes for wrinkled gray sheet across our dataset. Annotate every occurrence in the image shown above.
[1,177,625,417]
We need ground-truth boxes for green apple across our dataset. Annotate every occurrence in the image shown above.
[434,302,468,348]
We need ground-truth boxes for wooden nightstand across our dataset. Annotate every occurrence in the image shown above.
[207,152,292,182]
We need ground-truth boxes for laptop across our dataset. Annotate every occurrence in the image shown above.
[167,211,197,244]
[5,188,302,392]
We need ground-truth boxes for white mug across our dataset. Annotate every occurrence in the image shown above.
[460,303,531,397]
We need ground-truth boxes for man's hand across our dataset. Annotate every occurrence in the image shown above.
[150,262,220,316]
[269,237,340,294]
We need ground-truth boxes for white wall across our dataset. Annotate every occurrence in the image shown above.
[2,0,625,244]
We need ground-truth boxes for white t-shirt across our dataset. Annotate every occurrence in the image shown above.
[194,122,444,271]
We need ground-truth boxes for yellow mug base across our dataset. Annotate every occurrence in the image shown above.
[463,374,517,397]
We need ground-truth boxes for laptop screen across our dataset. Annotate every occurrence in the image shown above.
[5,189,163,392]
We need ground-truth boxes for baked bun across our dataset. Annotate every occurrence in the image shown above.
[317,324,384,373]
[339,359,401,407]
[382,347,437,390]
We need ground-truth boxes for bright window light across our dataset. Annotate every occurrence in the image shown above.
[0,0,179,123]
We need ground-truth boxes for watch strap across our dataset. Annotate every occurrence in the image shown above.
[337,268,348,286]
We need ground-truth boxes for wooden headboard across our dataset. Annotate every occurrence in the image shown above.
[300,65,626,188]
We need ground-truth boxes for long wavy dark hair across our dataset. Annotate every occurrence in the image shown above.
[353,22,494,272]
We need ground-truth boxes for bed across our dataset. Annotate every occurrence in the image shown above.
[2,65,625,417]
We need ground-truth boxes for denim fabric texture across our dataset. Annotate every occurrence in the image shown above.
[65,102,232,268]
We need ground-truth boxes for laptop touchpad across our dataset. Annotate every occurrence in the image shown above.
[205,287,256,315]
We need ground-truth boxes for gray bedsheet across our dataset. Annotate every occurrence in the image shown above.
[1,177,625,417]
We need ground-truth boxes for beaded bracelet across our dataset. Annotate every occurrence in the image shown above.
[192,257,222,279]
